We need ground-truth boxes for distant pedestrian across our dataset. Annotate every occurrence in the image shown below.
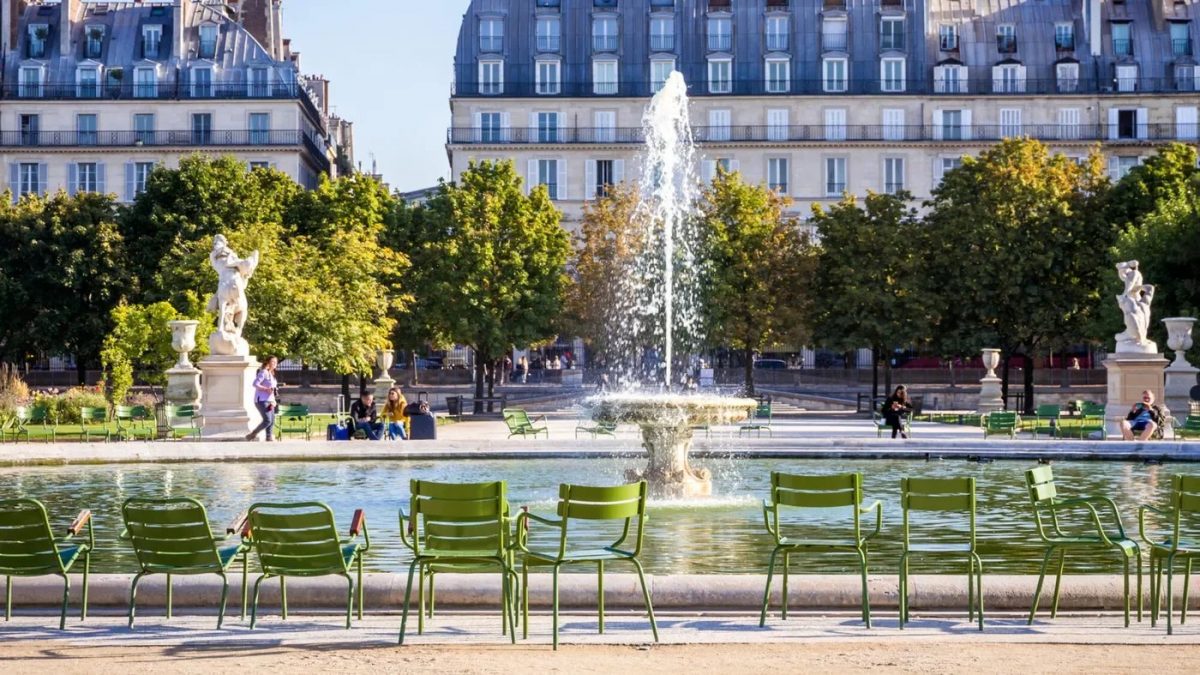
[519,356,529,384]
[882,385,912,440]
[246,355,279,442]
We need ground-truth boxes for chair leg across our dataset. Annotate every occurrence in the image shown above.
[250,575,268,630]
[782,552,790,621]
[58,574,70,631]
[1183,558,1193,625]
[344,575,354,630]
[858,548,871,629]
[166,573,173,620]
[5,575,11,621]
[631,558,658,643]
[217,574,229,630]
[521,562,530,640]
[1168,553,1177,635]
[1050,548,1067,619]
[552,563,561,651]
[1027,548,1053,625]
[417,568,425,632]
[357,554,364,621]
[280,576,288,620]
[597,560,605,634]
[1137,550,1144,623]
[398,559,419,645]
[241,551,249,621]
[81,551,90,621]
[973,553,985,632]
[428,571,436,619]
[1150,555,1160,627]
[128,572,145,628]
[759,547,780,627]
[968,557,975,622]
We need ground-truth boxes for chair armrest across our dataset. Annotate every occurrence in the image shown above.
[398,507,416,552]
[860,500,883,540]
[1048,498,1113,544]
[534,414,548,425]
[761,500,778,538]
[349,508,370,551]
[1139,504,1172,546]
[513,508,564,554]
[224,510,249,537]
[67,510,92,537]
[1079,495,1129,538]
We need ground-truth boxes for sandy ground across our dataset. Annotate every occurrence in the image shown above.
[2,641,1199,674]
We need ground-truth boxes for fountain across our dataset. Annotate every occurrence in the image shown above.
[589,72,754,497]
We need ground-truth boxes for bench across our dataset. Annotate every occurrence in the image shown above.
[503,408,548,439]
[982,411,1020,439]
[276,403,313,440]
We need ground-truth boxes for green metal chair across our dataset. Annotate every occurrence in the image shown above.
[759,472,882,627]
[163,404,202,440]
[0,500,92,629]
[1140,474,1200,635]
[1064,402,1107,440]
[114,405,154,441]
[121,497,251,629]
[873,408,912,438]
[899,476,983,631]
[1,407,30,443]
[275,404,313,440]
[516,481,658,650]
[575,417,618,439]
[79,406,110,442]
[398,480,517,644]
[982,411,1020,439]
[246,502,368,629]
[1033,404,1062,438]
[503,409,549,439]
[1175,416,1200,440]
[738,400,773,438]
[1024,466,1141,627]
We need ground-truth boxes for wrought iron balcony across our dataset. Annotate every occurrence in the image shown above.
[1173,38,1193,56]
[650,35,675,51]
[1113,38,1133,56]
[821,33,848,52]
[766,34,789,51]
[708,35,732,51]
[1,129,315,148]
[880,34,905,51]
[593,35,619,52]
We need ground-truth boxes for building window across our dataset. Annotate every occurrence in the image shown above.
[822,58,847,92]
[880,57,905,92]
[1175,64,1196,92]
[593,16,618,51]
[593,60,618,95]
[537,159,559,200]
[883,157,905,194]
[765,58,790,93]
[997,24,1016,53]
[536,17,561,52]
[708,58,732,93]
[537,111,560,143]
[1000,108,1022,138]
[1176,106,1198,141]
[766,16,789,52]
[1112,22,1132,57]
[192,113,213,145]
[880,18,905,51]
[134,66,157,98]
[939,24,958,51]
[85,25,105,59]
[594,110,616,142]
[199,24,218,59]
[134,114,156,144]
[132,162,155,198]
[536,60,560,95]
[822,18,847,51]
[1113,156,1140,180]
[938,109,967,140]
[19,67,43,98]
[1113,108,1141,140]
[993,64,1024,93]
[594,159,615,198]
[1055,23,1074,51]
[479,18,504,52]
[142,24,163,59]
[250,113,270,144]
[75,163,100,194]
[249,161,271,171]
[651,58,675,92]
[882,108,905,141]
[479,112,503,142]
[247,67,269,97]
[650,16,675,51]
[19,114,39,146]
[1057,62,1079,92]
[1171,22,1192,56]
[18,163,40,197]
[77,66,100,98]
[27,24,48,58]
[479,60,503,95]
[1058,108,1081,140]
[768,157,789,193]
[191,66,213,97]
[708,109,731,141]
[707,17,732,51]
[934,64,966,93]
[824,157,846,196]
[824,108,846,141]
[937,156,963,185]
[767,109,789,141]
[77,114,98,145]
[1115,64,1138,92]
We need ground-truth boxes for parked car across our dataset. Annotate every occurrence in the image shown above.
[754,359,788,370]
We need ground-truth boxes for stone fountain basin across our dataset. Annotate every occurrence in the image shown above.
[588,393,757,427]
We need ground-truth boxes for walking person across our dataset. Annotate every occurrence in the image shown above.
[882,384,913,440]
[246,355,279,442]
[383,387,408,440]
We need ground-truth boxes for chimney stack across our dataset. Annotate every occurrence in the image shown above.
[59,0,80,57]
[1,1,25,55]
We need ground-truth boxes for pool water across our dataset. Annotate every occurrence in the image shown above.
[0,457,1185,575]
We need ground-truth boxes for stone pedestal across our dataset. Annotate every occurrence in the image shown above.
[1165,365,1199,421]
[372,374,396,402]
[977,348,1004,413]
[1103,352,1169,437]
[199,355,260,440]
[165,367,202,407]
[625,423,712,499]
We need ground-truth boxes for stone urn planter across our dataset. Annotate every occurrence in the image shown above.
[376,349,395,374]
[1163,317,1196,369]
[168,320,199,369]
[981,348,1001,379]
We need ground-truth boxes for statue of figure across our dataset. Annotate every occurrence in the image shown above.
[1114,260,1156,352]
[206,234,260,356]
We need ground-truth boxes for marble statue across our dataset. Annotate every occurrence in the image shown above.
[1114,260,1157,353]
[206,234,259,356]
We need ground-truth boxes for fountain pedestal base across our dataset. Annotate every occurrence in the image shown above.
[626,424,712,498]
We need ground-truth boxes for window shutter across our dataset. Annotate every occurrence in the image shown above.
[1015,65,1027,92]
[702,159,716,183]
[1177,106,1199,141]
[557,114,565,144]
[729,159,740,173]
[1107,108,1120,140]
[932,110,944,141]
[528,115,537,144]
[473,112,482,143]
[97,163,107,195]
[37,163,47,196]
[1136,108,1149,139]
[500,112,511,142]
[8,164,18,203]
[961,110,973,140]
[125,162,136,202]
[613,159,624,184]
[585,159,597,200]
[68,163,78,196]
[526,159,538,195]
[557,160,567,200]
[1107,156,1119,181]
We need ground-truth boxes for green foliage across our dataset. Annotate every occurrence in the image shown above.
[700,169,817,392]
[1106,143,1200,232]
[809,191,930,355]
[0,363,30,418]
[100,300,212,404]
[35,387,107,424]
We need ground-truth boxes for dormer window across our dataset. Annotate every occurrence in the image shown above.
[880,17,905,51]
[27,24,48,59]
[707,17,731,51]
[199,24,218,59]
[1112,22,1132,57]
[1054,23,1074,51]
[1170,21,1192,57]
[593,16,618,51]
[247,66,270,97]
[85,25,105,59]
[77,65,101,98]
[134,66,158,98]
[996,25,1016,54]
[939,24,958,51]
[19,66,44,98]
[765,16,789,51]
[142,24,163,59]
[536,16,560,52]
[479,18,503,52]
[191,66,213,97]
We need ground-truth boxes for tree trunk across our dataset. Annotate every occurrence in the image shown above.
[340,374,351,412]
[77,359,88,386]
[1000,355,1011,410]
[474,354,487,414]
[743,345,755,396]
[1023,354,1036,415]
[300,363,312,388]
[358,373,368,396]
[409,350,419,387]
[871,346,880,402]
[486,358,498,412]
[884,353,893,393]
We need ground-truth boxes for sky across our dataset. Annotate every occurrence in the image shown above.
[286,1,467,192]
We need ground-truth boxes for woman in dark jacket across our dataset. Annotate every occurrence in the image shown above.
[882,385,913,439]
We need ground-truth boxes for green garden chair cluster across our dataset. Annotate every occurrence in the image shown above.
[575,417,617,439]
[739,399,773,437]
[1033,404,1062,438]
[2,405,57,443]
[163,404,202,440]
[0,500,93,630]
[79,406,111,442]
[275,404,313,440]
[114,405,155,441]
[1175,416,1200,440]
[503,408,549,439]
[1140,474,1200,635]
[1062,402,1107,439]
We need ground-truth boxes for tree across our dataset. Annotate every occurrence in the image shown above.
[1106,143,1199,232]
[100,299,213,404]
[385,197,451,385]
[922,139,1114,412]
[699,169,817,395]
[420,161,571,408]
[808,191,931,399]
[0,191,129,382]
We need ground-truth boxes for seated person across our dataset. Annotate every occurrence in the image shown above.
[1120,390,1166,441]
[349,392,384,441]
[382,387,408,440]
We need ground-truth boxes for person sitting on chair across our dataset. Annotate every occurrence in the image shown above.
[882,385,913,440]
[382,387,408,440]
[350,392,384,441]
[1120,390,1165,441]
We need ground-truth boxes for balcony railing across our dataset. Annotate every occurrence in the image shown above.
[454,75,1200,98]
[880,34,905,51]
[1,81,308,102]
[650,34,674,51]
[766,34,789,51]
[708,35,732,51]
[0,129,313,148]
[1113,38,1133,56]
[536,36,561,52]
[593,35,618,51]
[479,36,503,52]
[822,33,848,51]
[1173,38,1193,56]
[448,123,1197,145]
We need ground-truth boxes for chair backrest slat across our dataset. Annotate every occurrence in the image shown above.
[249,502,345,575]
[905,493,973,511]
[559,500,641,520]
[409,481,507,557]
[123,498,221,573]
